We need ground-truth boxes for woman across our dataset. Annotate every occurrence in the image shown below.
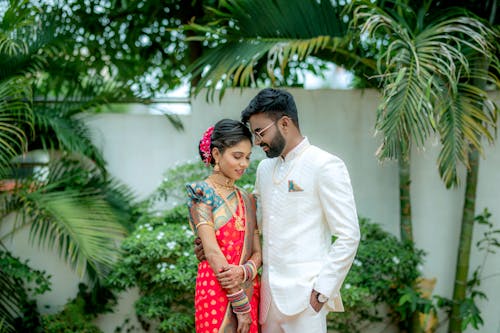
[186,119,261,333]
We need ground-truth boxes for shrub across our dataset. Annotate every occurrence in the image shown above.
[328,218,426,332]
[40,283,116,333]
[0,250,51,333]
[107,206,197,333]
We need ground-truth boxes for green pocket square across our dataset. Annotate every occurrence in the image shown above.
[288,180,304,192]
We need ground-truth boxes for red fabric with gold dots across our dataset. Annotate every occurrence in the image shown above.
[194,194,259,333]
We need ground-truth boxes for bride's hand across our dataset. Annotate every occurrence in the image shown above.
[216,264,244,288]
[236,312,251,333]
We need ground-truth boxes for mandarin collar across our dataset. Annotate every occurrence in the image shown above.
[279,137,310,163]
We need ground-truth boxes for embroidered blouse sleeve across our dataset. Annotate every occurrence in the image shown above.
[186,182,214,232]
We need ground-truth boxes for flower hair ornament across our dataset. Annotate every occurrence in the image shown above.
[199,126,214,166]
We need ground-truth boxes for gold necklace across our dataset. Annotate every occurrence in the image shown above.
[272,145,310,184]
[207,177,245,231]
[208,172,235,189]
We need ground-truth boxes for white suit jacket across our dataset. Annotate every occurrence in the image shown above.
[256,138,360,320]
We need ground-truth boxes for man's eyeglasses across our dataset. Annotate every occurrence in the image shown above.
[253,120,276,141]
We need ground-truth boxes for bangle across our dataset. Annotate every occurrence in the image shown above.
[239,264,247,283]
[227,289,251,314]
[242,260,257,281]
[247,260,257,279]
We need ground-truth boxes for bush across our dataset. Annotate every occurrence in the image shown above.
[107,205,198,333]
[40,283,116,333]
[0,250,51,333]
[328,219,426,332]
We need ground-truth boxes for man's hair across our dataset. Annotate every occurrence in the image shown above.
[241,88,299,128]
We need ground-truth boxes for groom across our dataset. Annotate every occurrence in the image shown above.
[199,88,360,333]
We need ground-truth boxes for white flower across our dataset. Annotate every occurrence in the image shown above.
[136,234,141,239]
[183,251,190,257]
[169,264,176,269]
[353,259,362,267]
[345,283,351,289]
[167,241,177,250]
[392,256,400,265]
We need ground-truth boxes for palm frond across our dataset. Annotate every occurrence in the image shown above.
[0,248,51,333]
[0,271,21,333]
[187,0,350,100]
[355,0,498,163]
[0,76,33,177]
[1,158,134,281]
[0,0,62,82]
[437,81,498,187]
[31,77,128,170]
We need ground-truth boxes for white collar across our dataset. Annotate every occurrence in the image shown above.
[279,137,310,163]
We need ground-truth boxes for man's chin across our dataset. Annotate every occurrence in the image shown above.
[265,151,280,158]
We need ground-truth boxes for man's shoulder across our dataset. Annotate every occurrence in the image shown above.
[305,145,343,164]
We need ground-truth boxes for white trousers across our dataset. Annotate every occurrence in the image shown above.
[261,295,328,333]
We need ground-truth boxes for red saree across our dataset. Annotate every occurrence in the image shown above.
[187,181,260,333]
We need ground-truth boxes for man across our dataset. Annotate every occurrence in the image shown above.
[197,88,360,333]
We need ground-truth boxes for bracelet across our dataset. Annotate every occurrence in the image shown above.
[240,264,247,283]
[247,260,257,280]
[227,289,251,314]
[241,260,257,282]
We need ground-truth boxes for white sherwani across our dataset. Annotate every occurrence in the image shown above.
[256,138,360,321]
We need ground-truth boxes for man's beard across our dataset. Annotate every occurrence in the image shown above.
[262,131,286,158]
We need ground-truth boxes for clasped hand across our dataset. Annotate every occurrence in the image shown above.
[216,264,244,289]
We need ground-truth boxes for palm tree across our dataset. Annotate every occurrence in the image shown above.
[0,1,136,331]
[186,0,499,331]
[355,3,499,331]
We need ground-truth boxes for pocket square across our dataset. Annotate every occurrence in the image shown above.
[288,180,304,192]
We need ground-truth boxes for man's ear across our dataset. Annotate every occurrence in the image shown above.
[280,116,291,131]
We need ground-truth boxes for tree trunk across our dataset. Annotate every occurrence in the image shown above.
[448,147,479,333]
[399,146,422,333]
[399,151,413,243]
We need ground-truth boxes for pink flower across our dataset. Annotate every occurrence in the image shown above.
[199,126,214,166]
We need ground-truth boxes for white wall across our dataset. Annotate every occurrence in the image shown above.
[4,88,500,333]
